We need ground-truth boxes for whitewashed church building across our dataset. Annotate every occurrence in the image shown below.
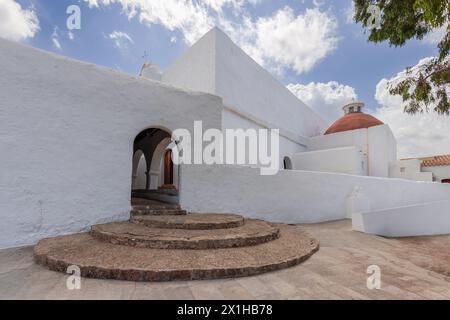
[1,27,450,253]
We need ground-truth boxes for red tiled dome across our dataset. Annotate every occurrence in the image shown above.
[324,112,384,135]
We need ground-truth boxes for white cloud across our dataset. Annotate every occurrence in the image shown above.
[287,81,357,123]
[84,1,339,75]
[344,1,354,24]
[233,7,339,75]
[423,24,447,45]
[0,0,39,41]
[51,27,62,51]
[373,57,450,158]
[106,30,134,51]
[86,0,216,45]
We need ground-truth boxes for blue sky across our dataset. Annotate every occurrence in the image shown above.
[3,0,449,157]
[16,0,437,110]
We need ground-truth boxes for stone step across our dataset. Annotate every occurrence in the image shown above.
[131,209,187,216]
[131,213,244,230]
[131,198,179,208]
[90,219,279,249]
[33,224,319,282]
[132,191,179,205]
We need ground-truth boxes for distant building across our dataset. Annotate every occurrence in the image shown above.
[391,155,450,183]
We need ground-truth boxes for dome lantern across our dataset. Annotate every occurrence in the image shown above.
[342,101,365,114]
[324,101,384,135]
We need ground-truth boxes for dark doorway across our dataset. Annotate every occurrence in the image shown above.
[163,149,174,187]
[131,127,178,204]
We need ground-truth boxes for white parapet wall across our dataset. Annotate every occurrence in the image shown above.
[180,164,450,224]
[353,199,450,237]
[389,159,433,182]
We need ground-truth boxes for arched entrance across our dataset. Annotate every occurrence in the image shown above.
[131,128,179,203]
[283,156,292,170]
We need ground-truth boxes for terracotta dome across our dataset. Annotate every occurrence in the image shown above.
[324,112,384,135]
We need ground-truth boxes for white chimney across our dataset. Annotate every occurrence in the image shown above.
[139,62,162,81]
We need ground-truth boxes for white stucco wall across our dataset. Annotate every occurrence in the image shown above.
[162,27,327,141]
[180,164,450,224]
[307,124,397,177]
[291,147,366,175]
[367,124,397,177]
[389,159,433,181]
[0,38,223,249]
[222,109,306,168]
[353,199,450,237]
[422,166,450,183]
[161,28,216,94]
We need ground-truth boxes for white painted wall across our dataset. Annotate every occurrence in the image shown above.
[0,38,223,249]
[291,147,366,175]
[308,126,368,152]
[367,124,397,177]
[180,164,450,224]
[422,166,450,183]
[162,27,327,141]
[389,159,433,182]
[222,108,306,168]
[161,29,215,94]
[353,199,450,237]
[307,124,397,177]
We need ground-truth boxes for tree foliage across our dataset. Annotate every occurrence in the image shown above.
[353,0,450,115]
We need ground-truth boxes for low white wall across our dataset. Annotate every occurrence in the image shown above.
[353,199,450,237]
[180,164,450,224]
[0,38,223,249]
[422,166,450,183]
[291,146,366,175]
[389,159,433,182]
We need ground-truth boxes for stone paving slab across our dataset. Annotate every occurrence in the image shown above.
[131,213,244,230]
[90,219,279,249]
[33,224,319,282]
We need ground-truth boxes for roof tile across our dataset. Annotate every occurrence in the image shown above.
[420,155,450,167]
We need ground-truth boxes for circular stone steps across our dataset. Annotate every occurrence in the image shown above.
[90,219,279,249]
[34,224,319,282]
[131,213,244,230]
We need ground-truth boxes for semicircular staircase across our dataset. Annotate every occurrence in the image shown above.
[34,199,319,282]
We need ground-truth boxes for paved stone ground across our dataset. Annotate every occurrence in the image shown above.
[2,220,450,300]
